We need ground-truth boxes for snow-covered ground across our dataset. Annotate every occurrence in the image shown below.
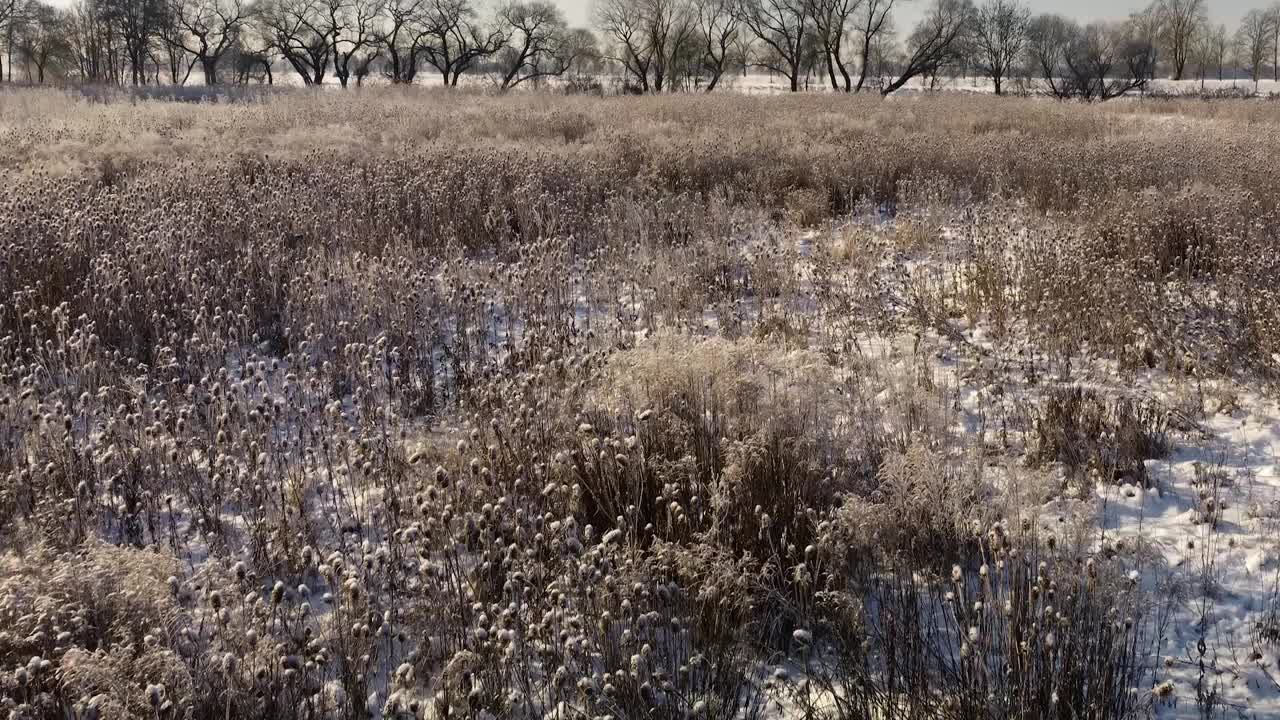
[172,68,1280,98]
[812,217,1280,718]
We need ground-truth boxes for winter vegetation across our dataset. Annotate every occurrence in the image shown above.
[3,85,1280,719]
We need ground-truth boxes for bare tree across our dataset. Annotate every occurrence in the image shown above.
[257,0,330,84]
[592,0,691,91]
[163,0,249,84]
[1151,0,1203,80]
[1071,21,1153,99]
[1188,18,1214,88]
[881,0,971,94]
[1028,15,1152,101]
[739,0,808,92]
[13,0,71,82]
[971,0,1026,94]
[229,36,272,80]
[1236,8,1273,91]
[1127,5,1162,85]
[99,0,169,84]
[595,0,652,91]
[0,0,15,38]
[851,0,893,91]
[0,0,17,80]
[373,0,427,82]
[326,0,381,87]
[1208,21,1227,79]
[1026,13,1072,96]
[65,0,116,82]
[495,0,592,89]
[417,0,505,86]
[692,0,738,90]
[350,42,376,81]
[1270,2,1280,81]
[808,0,859,91]
[646,0,696,92]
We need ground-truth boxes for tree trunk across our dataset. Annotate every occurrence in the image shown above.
[705,68,721,92]
[855,38,872,93]
[993,75,1002,95]
[502,42,531,90]
[836,57,852,92]
[202,58,217,86]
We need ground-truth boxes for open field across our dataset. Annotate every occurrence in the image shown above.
[3,88,1280,719]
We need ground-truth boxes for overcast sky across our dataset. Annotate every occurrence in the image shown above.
[553,0,1258,34]
[37,0,1262,39]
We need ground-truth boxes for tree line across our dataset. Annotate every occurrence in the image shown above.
[0,0,1275,96]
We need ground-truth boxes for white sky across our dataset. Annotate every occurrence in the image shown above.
[555,0,1257,34]
[40,0,1260,38]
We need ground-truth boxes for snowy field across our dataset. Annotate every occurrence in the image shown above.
[165,67,1280,99]
[2,89,1280,719]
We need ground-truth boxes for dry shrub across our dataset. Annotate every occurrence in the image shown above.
[0,542,185,714]
[1029,386,1170,486]
[831,444,992,566]
[585,333,861,554]
[784,188,830,227]
[808,511,1158,720]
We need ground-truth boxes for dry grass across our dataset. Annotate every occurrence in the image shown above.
[2,86,1273,718]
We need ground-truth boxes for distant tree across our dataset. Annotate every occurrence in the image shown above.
[496,0,561,88]
[1207,21,1227,79]
[1188,20,1214,88]
[494,0,593,89]
[692,0,739,90]
[1028,15,1153,101]
[64,0,111,82]
[1127,5,1162,85]
[1270,3,1279,81]
[1151,0,1204,80]
[594,0,653,91]
[349,43,376,82]
[1236,8,1273,91]
[807,0,858,91]
[0,0,18,80]
[13,0,71,82]
[163,0,250,84]
[970,0,1027,94]
[228,36,272,81]
[738,0,808,92]
[1025,12,1070,92]
[593,0,695,92]
[372,0,426,82]
[851,0,895,91]
[326,0,382,88]
[1119,18,1160,89]
[415,0,504,86]
[881,0,972,94]
[99,0,169,84]
[257,0,331,84]
[653,0,698,92]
